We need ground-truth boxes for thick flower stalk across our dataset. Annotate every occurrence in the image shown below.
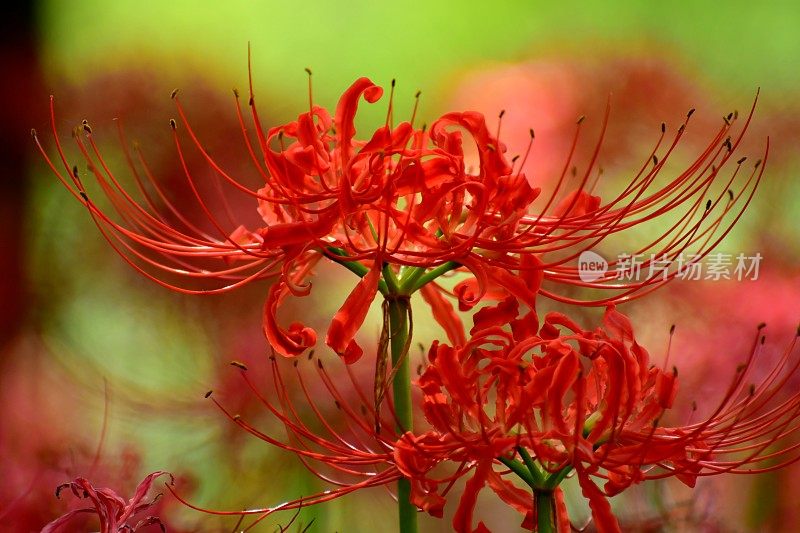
[397,301,800,532]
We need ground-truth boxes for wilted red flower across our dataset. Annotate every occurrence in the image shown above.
[42,471,173,533]
[34,68,767,363]
[395,301,800,532]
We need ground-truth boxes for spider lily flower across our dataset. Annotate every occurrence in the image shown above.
[175,347,563,532]
[397,301,800,532]
[34,70,766,362]
[42,471,173,533]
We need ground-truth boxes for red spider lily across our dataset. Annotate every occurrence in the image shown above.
[42,471,173,533]
[171,302,800,533]
[33,63,767,362]
[170,348,567,532]
[396,301,800,532]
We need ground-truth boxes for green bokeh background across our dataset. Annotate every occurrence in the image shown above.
[18,1,800,531]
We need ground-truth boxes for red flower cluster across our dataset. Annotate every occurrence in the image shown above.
[393,304,800,532]
[179,304,800,532]
[35,70,789,533]
[34,75,765,363]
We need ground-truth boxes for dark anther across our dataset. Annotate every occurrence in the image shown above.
[230,361,248,371]
[661,122,666,133]
[576,115,586,125]
[737,156,747,165]
[687,108,696,119]
[529,128,535,139]
[728,190,734,201]
[233,88,239,98]
[757,322,767,330]
[169,119,177,130]
[204,390,213,398]
[304,67,312,75]
[170,88,179,99]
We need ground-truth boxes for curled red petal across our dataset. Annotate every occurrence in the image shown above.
[452,459,492,533]
[257,211,337,250]
[471,296,519,334]
[576,468,621,533]
[420,282,466,346]
[263,281,317,357]
[486,469,533,528]
[335,77,383,163]
[602,305,634,341]
[325,261,380,363]
[554,488,570,533]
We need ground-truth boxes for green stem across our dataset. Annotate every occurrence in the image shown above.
[382,262,401,293]
[402,261,460,293]
[544,466,572,490]
[388,297,418,533]
[535,490,555,533]
[497,456,536,488]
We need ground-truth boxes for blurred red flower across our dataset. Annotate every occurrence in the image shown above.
[42,472,173,533]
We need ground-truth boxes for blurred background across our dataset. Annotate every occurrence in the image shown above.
[2,1,800,531]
